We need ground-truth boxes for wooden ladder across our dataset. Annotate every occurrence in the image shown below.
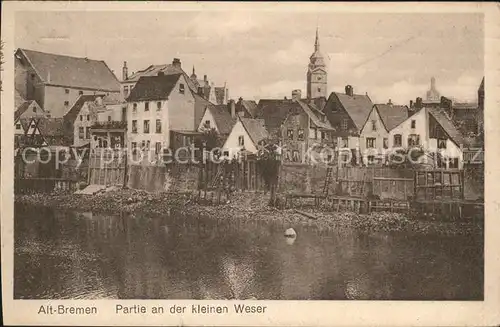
[322,165,334,196]
[210,163,225,189]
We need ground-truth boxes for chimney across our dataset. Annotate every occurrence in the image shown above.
[229,99,236,118]
[410,100,413,108]
[440,96,453,118]
[172,58,181,69]
[292,89,302,101]
[284,96,288,100]
[157,71,165,77]
[387,99,392,105]
[204,75,208,82]
[345,85,353,96]
[122,61,128,81]
[416,97,423,109]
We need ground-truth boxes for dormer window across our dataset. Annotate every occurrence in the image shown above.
[179,83,185,94]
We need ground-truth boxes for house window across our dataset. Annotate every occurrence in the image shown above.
[131,142,137,152]
[298,129,304,141]
[79,115,83,121]
[393,134,402,147]
[366,137,376,148]
[179,83,185,94]
[292,150,300,162]
[145,102,149,111]
[411,120,416,129]
[64,101,69,107]
[65,89,69,94]
[155,142,162,154]
[78,127,84,139]
[156,119,161,133]
[124,86,129,97]
[341,119,348,130]
[367,155,375,165]
[449,158,459,169]
[146,140,150,151]
[317,87,321,92]
[157,101,162,111]
[132,120,137,133]
[204,120,211,128]
[87,115,90,121]
[108,116,112,122]
[383,138,388,149]
[32,106,36,113]
[321,131,326,140]
[16,123,21,130]
[438,138,447,149]
[133,103,137,113]
[371,120,377,131]
[85,127,90,139]
[141,140,146,149]
[238,135,244,146]
[341,137,349,148]
[287,129,294,139]
[144,120,150,134]
[79,91,83,95]
[408,134,420,146]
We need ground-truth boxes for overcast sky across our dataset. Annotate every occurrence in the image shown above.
[15,11,483,104]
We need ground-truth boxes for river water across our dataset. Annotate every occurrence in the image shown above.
[14,204,483,300]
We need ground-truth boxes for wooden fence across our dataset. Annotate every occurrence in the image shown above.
[88,149,127,186]
[199,159,268,192]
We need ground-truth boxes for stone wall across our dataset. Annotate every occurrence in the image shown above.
[127,163,200,193]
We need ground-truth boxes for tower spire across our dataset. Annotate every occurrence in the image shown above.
[314,27,320,52]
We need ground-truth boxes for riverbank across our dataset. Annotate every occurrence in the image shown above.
[15,188,482,237]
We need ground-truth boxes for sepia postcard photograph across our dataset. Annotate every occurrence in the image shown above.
[1,1,499,326]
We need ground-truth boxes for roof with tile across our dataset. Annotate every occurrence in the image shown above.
[208,105,237,135]
[237,99,258,118]
[331,92,374,131]
[17,49,120,92]
[125,64,198,94]
[64,94,104,123]
[296,100,333,130]
[126,74,182,102]
[240,118,269,145]
[373,104,409,131]
[255,99,302,131]
[15,101,45,121]
[428,107,468,147]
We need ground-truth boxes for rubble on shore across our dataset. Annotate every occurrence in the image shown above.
[15,188,482,237]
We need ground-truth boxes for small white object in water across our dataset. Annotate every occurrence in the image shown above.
[284,228,296,238]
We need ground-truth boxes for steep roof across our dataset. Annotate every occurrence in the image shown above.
[256,99,302,131]
[194,93,216,128]
[15,100,44,121]
[238,100,258,118]
[64,94,104,123]
[296,100,333,130]
[125,64,198,94]
[373,104,409,131]
[126,74,182,102]
[209,105,237,135]
[18,118,31,131]
[15,89,25,108]
[17,49,120,92]
[332,92,373,131]
[240,118,269,145]
[452,102,477,110]
[428,107,467,147]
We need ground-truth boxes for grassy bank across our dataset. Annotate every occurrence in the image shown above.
[15,188,482,237]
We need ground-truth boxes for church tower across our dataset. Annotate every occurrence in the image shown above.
[426,77,440,101]
[307,28,327,99]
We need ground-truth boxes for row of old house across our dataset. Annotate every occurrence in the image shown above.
[14,47,484,172]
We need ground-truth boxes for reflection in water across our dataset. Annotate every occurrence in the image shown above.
[14,205,483,300]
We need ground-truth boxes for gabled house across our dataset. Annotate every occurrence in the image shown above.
[222,117,269,159]
[197,101,237,138]
[15,48,121,118]
[21,117,72,148]
[388,107,467,169]
[359,103,408,164]
[126,72,196,160]
[63,94,104,147]
[323,85,374,150]
[15,118,31,148]
[15,100,46,122]
[255,92,334,163]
